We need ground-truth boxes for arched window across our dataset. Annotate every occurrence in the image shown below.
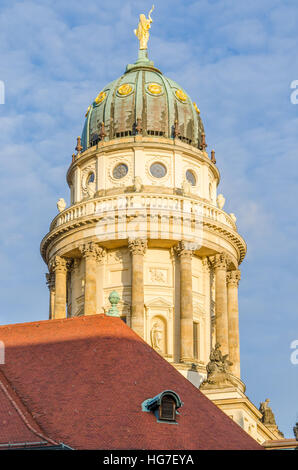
[142,390,183,423]
[159,395,176,421]
[87,172,95,184]
[186,170,196,186]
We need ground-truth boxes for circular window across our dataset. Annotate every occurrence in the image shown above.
[150,162,167,179]
[87,172,95,184]
[113,163,128,179]
[186,170,196,186]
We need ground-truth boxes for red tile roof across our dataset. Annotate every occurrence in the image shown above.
[0,315,262,450]
[0,369,56,448]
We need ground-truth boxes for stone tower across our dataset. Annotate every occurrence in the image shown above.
[41,44,247,393]
[40,20,285,443]
[41,47,246,385]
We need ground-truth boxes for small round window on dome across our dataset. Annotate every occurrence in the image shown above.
[186,170,196,186]
[113,163,128,179]
[87,172,95,184]
[150,162,167,179]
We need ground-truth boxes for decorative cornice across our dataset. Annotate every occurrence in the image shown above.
[79,242,106,261]
[128,238,147,255]
[227,269,241,287]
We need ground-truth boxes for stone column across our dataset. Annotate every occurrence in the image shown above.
[80,242,105,316]
[128,238,147,339]
[227,269,241,377]
[46,272,55,320]
[211,253,229,356]
[50,256,67,319]
[202,257,212,362]
[176,241,194,363]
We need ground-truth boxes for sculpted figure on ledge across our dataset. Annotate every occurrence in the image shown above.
[200,343,238,389]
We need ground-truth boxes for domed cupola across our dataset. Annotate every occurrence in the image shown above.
[81,50,206,152]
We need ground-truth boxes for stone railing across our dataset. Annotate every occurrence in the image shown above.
[50,193,237,233]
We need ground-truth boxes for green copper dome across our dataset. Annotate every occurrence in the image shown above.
[81,51,205,151]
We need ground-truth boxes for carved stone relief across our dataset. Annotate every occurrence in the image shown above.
[149,268,167,284]
[81,163,96,199]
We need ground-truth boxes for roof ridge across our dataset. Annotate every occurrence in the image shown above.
[0,368,57,446]
[0,313,106,330]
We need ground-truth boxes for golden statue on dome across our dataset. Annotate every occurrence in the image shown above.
[134,5,154,50]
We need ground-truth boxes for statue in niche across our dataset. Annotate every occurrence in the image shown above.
[259,399,277,426]
[150,321,163,353]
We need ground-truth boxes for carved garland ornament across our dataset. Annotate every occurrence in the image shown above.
[81,163,96,198]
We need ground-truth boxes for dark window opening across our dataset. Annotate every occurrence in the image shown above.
[115,131,132,138]
[178,136,192,145]
[90,133,100,147]
[159,396,176,421]
[147,130,165,137]
[87,172,95,184]
[193,322,198,359]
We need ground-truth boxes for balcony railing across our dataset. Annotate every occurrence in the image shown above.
[50,194,237,233]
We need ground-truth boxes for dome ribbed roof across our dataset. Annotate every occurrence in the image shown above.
[81,51,205,151]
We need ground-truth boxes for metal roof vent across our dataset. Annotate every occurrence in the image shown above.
[142,390,183,423]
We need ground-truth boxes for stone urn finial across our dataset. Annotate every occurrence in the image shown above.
[107,291,120,317]
[217,194,225,210]
[57,198,66,213]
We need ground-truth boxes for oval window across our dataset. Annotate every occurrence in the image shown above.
[150,162,167,179]
[87,172,95,184]
[113,163,128,179]
[186,170,196,186]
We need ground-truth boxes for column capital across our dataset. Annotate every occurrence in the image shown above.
[227,269,241,287]
[202,256,212,271]
[46,272,55,291]
[49,256,67,273]
[175,240,194,259]
[210,252,229,270]
[79,242,106,261]
[128,238,147,255]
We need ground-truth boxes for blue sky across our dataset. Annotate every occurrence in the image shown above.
[0,0,297,437]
